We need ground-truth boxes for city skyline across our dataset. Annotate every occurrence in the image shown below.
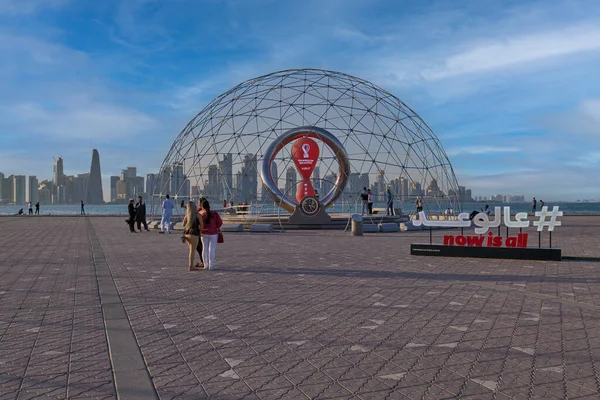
[1,1,599,201]
[2,147,539,205]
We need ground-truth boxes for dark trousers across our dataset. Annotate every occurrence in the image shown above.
[128,216,136,232]
[35,208,39,215]
[387,202,394,216]
[368,202,373,215]
[28,208,33,215]
[136,218,148,231]
[196,239,203,264]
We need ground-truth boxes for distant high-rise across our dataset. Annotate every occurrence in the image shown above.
[110,176,120,202]
[0,172,4,203]
[146,174,157,196]
[28,176,38,203]
[53,156,64,187]
[12,175,26,204]
[87,149,104,204]
[285,167,297,200]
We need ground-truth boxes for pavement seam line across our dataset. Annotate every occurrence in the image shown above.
[86,217,159,400]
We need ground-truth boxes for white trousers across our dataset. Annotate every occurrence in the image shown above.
[201,234,218,270]
[161,213,172,232]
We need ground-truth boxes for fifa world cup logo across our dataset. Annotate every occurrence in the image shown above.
[291,137,319,203]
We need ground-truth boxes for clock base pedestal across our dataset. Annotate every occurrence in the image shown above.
[288,206,332,226]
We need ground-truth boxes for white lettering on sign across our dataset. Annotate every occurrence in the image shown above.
[412,206,563,234]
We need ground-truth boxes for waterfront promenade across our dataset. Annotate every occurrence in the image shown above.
[1,216,600,399]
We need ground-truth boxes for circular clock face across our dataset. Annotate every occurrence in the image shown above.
[300,196,320,216]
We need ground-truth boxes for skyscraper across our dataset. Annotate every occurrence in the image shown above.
[285,167,297,200]
[53,156,65,204]
[110,176,120,202]
[0,172,4,203]
[74,174,90,203]
[12,175,26,204]
[218,154,233,199]
[28,176,38,203]
[87,149,104,204]
[53,156,64,187]
[240,154,258,201]
[146,174,156,196]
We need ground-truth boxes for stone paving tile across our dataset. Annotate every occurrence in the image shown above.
[4,216,600,399]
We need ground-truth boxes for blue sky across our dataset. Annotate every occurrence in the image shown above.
[0,0,599,201]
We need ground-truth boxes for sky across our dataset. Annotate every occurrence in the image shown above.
[0,0,599,202]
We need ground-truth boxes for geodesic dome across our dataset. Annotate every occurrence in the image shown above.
[152,68,461,220]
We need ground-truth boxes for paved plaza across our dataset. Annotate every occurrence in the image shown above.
[1,216,600,399]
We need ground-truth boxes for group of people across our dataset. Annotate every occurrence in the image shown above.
[126,196,149,232]
[531,197,545,214]
[360,188,396,216]
[18,202,40,215]
[157,194,223,271]
[181,198,223,271]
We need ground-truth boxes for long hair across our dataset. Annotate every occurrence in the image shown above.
[201,199,211,224]
[185,201,197,229]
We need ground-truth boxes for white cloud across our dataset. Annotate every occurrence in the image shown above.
[5,101,159,141]
[0,0,69,15]
[539,98,600,137]
[421,26,600,80]
[447,146,521,156]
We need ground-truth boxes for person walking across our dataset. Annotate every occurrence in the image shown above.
[183,201,203,271]
[28,202,33,215]
[160,194,175,234]
[80,200,85,215]
[200,199,223,270]
[531,197,537,215]
[127,199,137,233]
[34,202,39,215]
[135,196,149,231]
[360,187,368,215]
[367,189,374,215]
[386,189,394,216]
[193,197,206,269]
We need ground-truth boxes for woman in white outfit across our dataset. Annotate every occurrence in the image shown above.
[200,199,223,270]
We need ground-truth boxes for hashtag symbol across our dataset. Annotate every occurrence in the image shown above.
[533,206,563,231]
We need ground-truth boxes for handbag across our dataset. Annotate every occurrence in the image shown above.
[217,230,224,244]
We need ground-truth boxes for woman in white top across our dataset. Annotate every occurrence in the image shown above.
[367,189,374,215]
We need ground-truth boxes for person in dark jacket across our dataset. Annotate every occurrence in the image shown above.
[135,196,149,231]
[127,199,137,233]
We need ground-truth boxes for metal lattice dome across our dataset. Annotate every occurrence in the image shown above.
[152,68,461,221]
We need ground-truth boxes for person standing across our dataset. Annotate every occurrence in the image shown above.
[160,194,175,234]
[386,189,394,216]
[360,187,368,215]
[34,202,40,215]
[531,197,537,215]
[540,199,545,208]
[183,201,203,271]
[416,198,423,213]
[127,199,137,233]
[200,199,223,270]
[135,196,149,231]
[367,189,374,215]
[80,200,85,215]
[194,197,206,269]
[28,202,33,215]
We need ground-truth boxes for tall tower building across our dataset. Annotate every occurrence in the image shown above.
[0,172,4,203]
[146,174,156,196]
[285,167,297,200]
[87,149,104,204]
[53,156,64,187]
[28,176,38,203]
[12,175,26,204]
[110,176,120,202]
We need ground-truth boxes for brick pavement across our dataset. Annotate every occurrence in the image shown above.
[1,216,600,399]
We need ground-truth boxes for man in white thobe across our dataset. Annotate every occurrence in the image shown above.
[160,194,175,234]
